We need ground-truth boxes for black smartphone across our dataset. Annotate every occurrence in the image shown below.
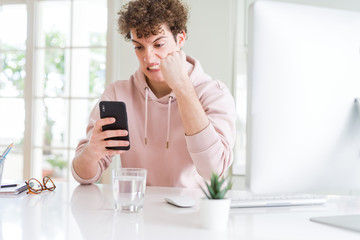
[99,101,130,150]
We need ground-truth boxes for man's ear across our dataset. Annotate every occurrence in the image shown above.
[176,31,186,48]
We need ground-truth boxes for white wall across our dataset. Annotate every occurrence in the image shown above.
[183,0,236,90]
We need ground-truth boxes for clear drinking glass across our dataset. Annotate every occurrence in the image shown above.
[112,168,147,213]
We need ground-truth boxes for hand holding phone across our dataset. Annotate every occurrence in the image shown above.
[99,101,130,150]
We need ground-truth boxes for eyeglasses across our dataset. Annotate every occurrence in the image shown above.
[25,176,56,194]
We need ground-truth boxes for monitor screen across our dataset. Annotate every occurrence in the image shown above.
[246,0,360,195]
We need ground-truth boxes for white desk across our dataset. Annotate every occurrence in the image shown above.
[1,183,360,240]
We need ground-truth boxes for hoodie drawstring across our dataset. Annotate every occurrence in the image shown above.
[166,96,173,149]
[144,87,173,149]
[144,87,149,144]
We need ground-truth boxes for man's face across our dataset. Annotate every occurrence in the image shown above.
[130,25,185,83]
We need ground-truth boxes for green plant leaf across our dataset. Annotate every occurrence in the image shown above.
[206,181,216,198]
[210,173,218,191]
[217,190,226,199]
[200,185,211,199]
[217,177,225,191]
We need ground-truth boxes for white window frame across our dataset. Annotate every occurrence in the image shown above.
[0,0,120,181]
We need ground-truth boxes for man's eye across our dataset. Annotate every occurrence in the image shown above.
[134,46,143,50]
[155,43,164,48]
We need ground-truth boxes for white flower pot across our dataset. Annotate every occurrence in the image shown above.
[199,198,231,231]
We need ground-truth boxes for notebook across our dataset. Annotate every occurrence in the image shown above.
[310,215,360,233]
[0,183,27,195]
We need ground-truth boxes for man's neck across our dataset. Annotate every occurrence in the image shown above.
[146,77,172,98]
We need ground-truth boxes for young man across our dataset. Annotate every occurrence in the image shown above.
[72,0,236,187]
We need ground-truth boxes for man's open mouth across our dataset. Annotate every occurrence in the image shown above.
[147,65,159,70]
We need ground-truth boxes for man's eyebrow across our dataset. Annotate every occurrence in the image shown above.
[131,39,142,45]
[152,36,167,43]
[131,36,167,45]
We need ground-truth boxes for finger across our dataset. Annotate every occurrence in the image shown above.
[155,53,163,59]
[105,149,127,155]
[156,51,178,61]
[104,140,130,148]
[93,117,115,134]
[98,117,116,126]
[101,129,128,140]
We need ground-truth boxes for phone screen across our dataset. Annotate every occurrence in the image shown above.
[99,101,130,150]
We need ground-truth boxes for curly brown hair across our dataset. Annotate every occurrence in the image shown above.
[117,0,189,41]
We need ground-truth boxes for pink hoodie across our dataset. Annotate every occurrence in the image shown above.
[71,55,236,188]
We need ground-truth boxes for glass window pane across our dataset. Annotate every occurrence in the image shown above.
[0,4,27,50]
[37,1,71,48]
[0,50,26,97]
[0,3,26,181]
[72,0,107,47]
[71,48,106,98]
[33,98,69,149]
[70,99,98,147]
[35,49,70,97]
[0,98,25,143]
[34,147,68,181]
[0,98,25,181]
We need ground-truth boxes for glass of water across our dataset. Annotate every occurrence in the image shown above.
[112,168,147,213]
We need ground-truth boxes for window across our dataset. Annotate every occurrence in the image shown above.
[0,0,109,182]
[33,0,107,181]
[0,3,27,180]
[232,0,253,175]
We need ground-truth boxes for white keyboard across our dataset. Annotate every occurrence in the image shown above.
[230,193,327,208]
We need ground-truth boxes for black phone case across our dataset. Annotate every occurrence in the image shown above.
[99,101,130,150]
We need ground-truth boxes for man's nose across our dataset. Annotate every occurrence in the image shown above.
[144,48,155,63]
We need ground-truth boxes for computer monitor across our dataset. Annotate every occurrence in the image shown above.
[246,0,360,195]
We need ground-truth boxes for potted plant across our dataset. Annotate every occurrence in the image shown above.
[199,171,232,231]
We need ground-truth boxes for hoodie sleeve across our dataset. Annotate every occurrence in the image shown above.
[184,79,236,179]
[71,95,114,184]
[71,139,113,184]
